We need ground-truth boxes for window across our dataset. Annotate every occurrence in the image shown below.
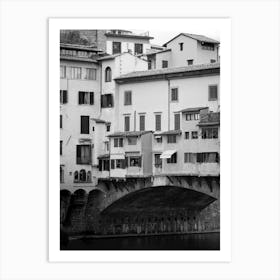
[201,127,219,139]
[78,91,94,105]
[162,60,168,68]
[113,138,123,147]
[191,131,198,139]
[69,66,81,79]
[209,85,218,100]
[148,60,152,70]
[184,153,197,163]
[60,141,62,155]
[186,113,200,121]
[60,166,64,183]
[187,59,193,65]
[167,135,177,143]
[124,91,132,105]
[155,114,161,131]
[171,88,178,101]
[60,90,68,104]
[74,171,79,182]
[210,59,216,63]
[60,65,66,78]
[105,141,109,151]
[112,42,121,54]
[129,156,141,167]
[84,68,96,80]
[87,171,92,182]
[60,115,62,128]
[105,67,112,82]
[167,152,177,164]
[106,124,110,132]
[101,94,113,108]
[116,159,125,169]
[197,152,219,163]
[179,42,184,51]
[135,43,143,55]
[76,145,91,164]
[154,154,162,167]
[103,160,110,171]
[155,136,162,143]
[124,115,130,132]
[79,169,86,182]
[80,116,89,134]
[185,132,189,139]
[139,115,145,131]
[201,42,214,51]
[127,137,137,145]
[174,113,180,130]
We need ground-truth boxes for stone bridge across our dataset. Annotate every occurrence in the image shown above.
[60,175,220,235]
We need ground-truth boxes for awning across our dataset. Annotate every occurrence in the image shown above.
[160,150,176,159]
[110,154,125,160]
[125,151,141,157]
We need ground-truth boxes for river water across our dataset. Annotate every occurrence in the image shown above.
[61,232,220,250]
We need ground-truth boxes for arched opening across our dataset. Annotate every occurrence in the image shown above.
[79,169,86,182]
[105,67,112,82]
[60,189,71,224]
[74,171,79,182]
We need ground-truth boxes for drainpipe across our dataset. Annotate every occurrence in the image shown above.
[134,110,136,131]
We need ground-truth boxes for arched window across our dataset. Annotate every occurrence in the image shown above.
[79,169,86,182]
[74,171,79,182]
[105,67,112,82]
[87,171,91,182]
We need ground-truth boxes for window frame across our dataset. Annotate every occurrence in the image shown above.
[124,115,130,132]
[112,41,121,54]
[162,60,168,68]
[171,87,179,102]
[76,144,92,165]
[208,84,218,101]
[139,115,145,131]
[80,115,90,134]
[124,91,132,105]
[105,67,112,82]
[167,135,177,143]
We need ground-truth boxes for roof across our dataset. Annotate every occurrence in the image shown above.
[91,118,110,124]
[60,43,103,52]
[157,130,182,136]
[105,32,153,40]
[146,48,171,56]
[107,131,153,138]
[163,33,220,47]
[60,55,98,63]
[115,62,220,83]
[97,52,143,61]
[181,107,209,113]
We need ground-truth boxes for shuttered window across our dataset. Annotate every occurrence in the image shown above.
[112,42,121,54]
[124,116,130,132]
[155,114,161,131]
[184,153,197,163]
[174,113,180,130]
[162,60,168,68]
[124,91,132,105]
[139,115,145,131]
[171,88,178,101]
[76,145,91,164]
[60,90,68,104]
[60,141,63,155]
[208,85,218,100]
[80,116,89,134]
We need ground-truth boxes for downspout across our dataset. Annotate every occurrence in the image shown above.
[134,110,136,131]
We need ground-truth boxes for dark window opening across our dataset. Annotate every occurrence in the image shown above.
[105,67,112,82]
[139,115,145,131]
[76,145,92,164]
[162,60,168,68]
[112,42,121,54]
[209,85,218,100]
[155,114,161,131]
[134,43,143,55]
[60,90,68,104]
[171,88,178,101]
[187,59,193,65]
[124,91,132,105]
[167,153,177,164]
[78,91,94,105]
[101,94,114,108]
[80,116,89,134]
[179,42,184,51]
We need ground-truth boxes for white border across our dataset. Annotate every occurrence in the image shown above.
[49,18,231,262]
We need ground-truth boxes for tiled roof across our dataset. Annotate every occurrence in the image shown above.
[107,131,153,138]
[115,62,220,80]
[146,48,171,56]
[105,33,153,40]
[163,33,220,46]
[181,107,209,113]
[157,130,182,136]
[60,55,98,63]
[60,43,103,52]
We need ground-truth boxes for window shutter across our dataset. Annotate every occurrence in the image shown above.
[90,92,94,105]
[78,92,83,104]
[139,156,142,167]
[125,157,128,167]
[174,114,180,130]
[140,115,145,131]
[76,145,81,164]
[99,160,102,171]
[63,90,68,104]
[111,159,115,169]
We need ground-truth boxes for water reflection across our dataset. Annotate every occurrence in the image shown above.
[61,233,220,250]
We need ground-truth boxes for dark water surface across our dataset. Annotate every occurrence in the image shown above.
[61,232,220,250]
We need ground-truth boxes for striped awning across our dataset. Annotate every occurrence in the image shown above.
[160,150,176,159]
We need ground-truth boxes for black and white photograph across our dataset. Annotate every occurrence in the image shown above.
[59,27,221,251]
